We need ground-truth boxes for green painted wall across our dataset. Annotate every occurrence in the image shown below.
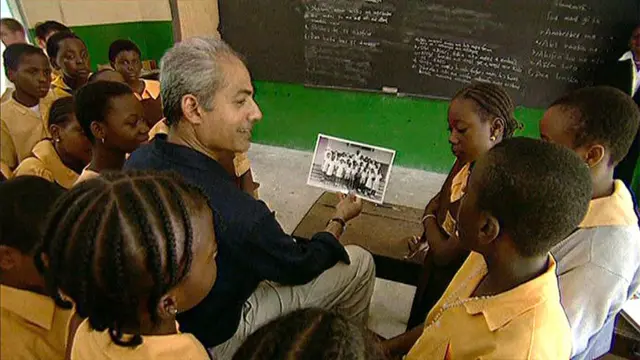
[253,81,545,174]
[29,21,173,71]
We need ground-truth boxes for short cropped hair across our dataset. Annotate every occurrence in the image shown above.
[550,86,640,165]
[108,39,141,63]
[0,176,65,254]
[160,37,244,126]
[46,31,82,62]
[74,81,133,143]
[34,20,70,41]
[233,308,386,360]
[3,43,46,76]
[0,18,24,33]
[474,137,592,257]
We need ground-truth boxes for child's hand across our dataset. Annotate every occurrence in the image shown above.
[334,192,363,222]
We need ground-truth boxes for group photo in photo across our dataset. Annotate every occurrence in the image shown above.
[307,134,395,204]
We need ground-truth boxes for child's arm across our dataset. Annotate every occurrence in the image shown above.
[380,324,424,357]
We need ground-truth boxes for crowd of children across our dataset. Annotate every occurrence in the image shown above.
[321,149,384,198]
[0,14,638,360]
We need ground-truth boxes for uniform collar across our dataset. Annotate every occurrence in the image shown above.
[140,79,160,100]
[32,140,79,188]
[620,50,635,61]
[51,76,72,92]
[462,254,560,332]
[6,92,51,120]
[450,162,471,203]
[1,285,56,331]
[580,180,637,228]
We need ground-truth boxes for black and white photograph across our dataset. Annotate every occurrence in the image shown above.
[307,134,396,204]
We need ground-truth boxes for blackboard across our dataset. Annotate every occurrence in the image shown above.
[219,0,640,107]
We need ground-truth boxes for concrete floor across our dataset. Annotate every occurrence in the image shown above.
[248,143,447,338]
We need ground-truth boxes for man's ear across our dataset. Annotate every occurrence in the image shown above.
[180,94,204,126]
[0,245,20,271]
[583,144,606,169]
[477,212,500,247]
[156,293,179,320]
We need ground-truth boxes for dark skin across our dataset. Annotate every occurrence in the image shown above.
[540,105,614,200]
[50,114,92,174]
[8,53,52,107]
[630,26,640,63]
[52,38,90,91]
[89,94,148,173]
[112,50,145,95]
[384,98,505,357]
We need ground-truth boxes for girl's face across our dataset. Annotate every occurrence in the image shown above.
[55,38,90,83]
[99,94,149,153]
[447,97,496,164]
[52,113,92,166]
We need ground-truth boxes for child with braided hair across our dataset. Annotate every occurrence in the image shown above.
[40,171,218,360]
[387,82,522,356]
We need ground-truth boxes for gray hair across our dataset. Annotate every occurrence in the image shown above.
[160,37,243,126]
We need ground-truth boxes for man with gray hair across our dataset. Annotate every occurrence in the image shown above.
[124,37,376,359]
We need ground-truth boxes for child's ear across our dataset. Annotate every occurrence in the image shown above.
[491,117,506,140]
[156,294,179,320]
[478,212,500,246]
[584,144,606,168]
[6,68,17,83]
[0,245,19,271]
[49,124,62,142]
[90,121,106,143]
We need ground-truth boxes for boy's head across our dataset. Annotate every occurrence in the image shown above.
[3,43,52,99]
[0,176,65,292]
[34,20,70,50]
[46,31,90,83]
[88,68,126,84]
[0,18,26,47]
[109,39,142,84]
[457,137,592,258]
[233,308,386,360]
[43,171,217,346]
[540,86,640,171]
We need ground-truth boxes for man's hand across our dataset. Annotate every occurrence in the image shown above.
[334,192,363,222]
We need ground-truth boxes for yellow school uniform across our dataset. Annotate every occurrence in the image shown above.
[0,285,74,360]
[441,163,471,237]
[71,319,210,360]
[134,79,161,100]
[74,167,100,186]
[0,91,55,170]
[580,180,637,228]
[148,119,253,178]
[13,139,80,189]
[407,252,571,360]
[50,75,74,99]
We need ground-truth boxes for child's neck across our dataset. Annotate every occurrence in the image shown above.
[54,141,86,174]
[130,78,145,95]
[122,318,178,338]
[64,74,87,90]
[89,145,126,173]
[591,170,615,200]
[12,89,39,108]
[473,252,549,298]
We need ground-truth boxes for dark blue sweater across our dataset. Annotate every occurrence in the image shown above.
[124,136,349,347]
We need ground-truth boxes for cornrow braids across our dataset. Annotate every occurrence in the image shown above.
[41,170,208,347]
[454,82,522,138]
[233,308,386,360]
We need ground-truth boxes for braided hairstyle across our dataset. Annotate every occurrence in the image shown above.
[233,308,387,360]
[41,170,210,347]
[453,82,522,138]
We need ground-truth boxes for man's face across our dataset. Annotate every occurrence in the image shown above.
[0,24,25,47]
[197,56,263,153]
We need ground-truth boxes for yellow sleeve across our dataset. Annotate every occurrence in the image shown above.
[0,162,12,179]
[1,119,17,169]
[13,158,55,182]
